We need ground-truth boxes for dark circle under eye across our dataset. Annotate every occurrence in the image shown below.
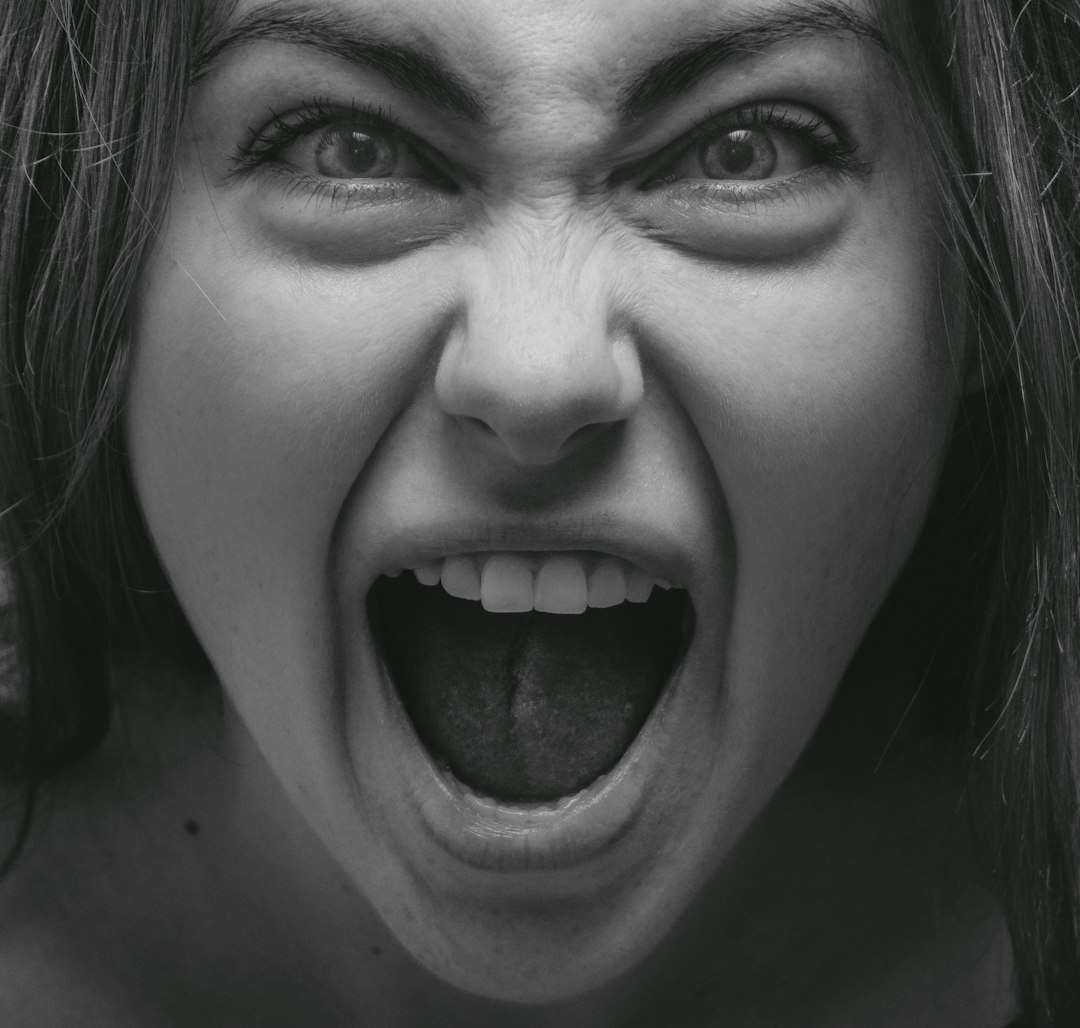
[313,127,398,179]
[700,128,778,180]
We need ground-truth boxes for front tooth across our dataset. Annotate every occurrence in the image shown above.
[414,562,442,587]
[622,561,652,600]
[480,555,533,612]
[534,555,587,614]
[587,559,626,608]
[625,565,654,603]
[441,555,481,600]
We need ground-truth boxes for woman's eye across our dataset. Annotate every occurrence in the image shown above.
[278,121,430,181]
[654,120,832,186]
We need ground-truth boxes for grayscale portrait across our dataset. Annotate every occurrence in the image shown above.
[1,1,1077,1024]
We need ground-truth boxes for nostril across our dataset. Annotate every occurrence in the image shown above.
[562,421,611,452]
[463,415,496,437]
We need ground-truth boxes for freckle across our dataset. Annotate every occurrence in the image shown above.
[370,945,382,956]
[184,818,200,836]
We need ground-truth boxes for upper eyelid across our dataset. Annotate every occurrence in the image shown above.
[669,103,841,156]
[613,102,844,183]
[231,99,420,170]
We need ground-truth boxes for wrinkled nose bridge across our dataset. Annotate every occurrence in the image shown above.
[433,228,644,466]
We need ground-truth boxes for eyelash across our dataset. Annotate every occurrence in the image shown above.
[233,98,398,170]
[229,96,452,206]
[229,97,862,201]
[643,101,862,189]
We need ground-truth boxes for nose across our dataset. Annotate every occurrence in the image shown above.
[434,226,644,466]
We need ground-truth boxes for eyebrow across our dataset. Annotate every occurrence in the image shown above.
[193,1,487,123]
[195,0,887,127]
[619,1,889,120]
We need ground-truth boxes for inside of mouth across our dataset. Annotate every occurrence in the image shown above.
[368,572,691,803]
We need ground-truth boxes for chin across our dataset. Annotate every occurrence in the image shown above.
[315,524,794,1005]
[391,883,675,1003]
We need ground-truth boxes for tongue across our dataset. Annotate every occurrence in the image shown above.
[371,573,685,802]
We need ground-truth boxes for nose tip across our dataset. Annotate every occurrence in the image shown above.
[435,324,644,466]
[434,233,645,467]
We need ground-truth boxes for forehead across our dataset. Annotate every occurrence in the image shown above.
[209,0,888,120]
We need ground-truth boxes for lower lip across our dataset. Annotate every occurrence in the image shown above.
[373,644,690,875]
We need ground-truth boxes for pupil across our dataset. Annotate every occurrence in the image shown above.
[720,136,755,174]
[343,132,381,174]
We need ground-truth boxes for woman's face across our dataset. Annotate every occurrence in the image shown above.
[129,0,964,1002]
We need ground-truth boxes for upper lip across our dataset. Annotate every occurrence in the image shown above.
[366,515,698,593]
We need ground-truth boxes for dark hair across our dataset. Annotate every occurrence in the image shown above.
[1,0,1079,1021]
[0,0,213,842]
[902,2,1080,1022]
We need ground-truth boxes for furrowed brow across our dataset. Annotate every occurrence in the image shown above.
[193,1,486,124]
[619,0,889,120]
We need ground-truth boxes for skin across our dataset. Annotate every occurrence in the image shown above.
[0,0,1020,1022]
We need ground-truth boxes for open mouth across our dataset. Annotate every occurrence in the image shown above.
[368,552,693,804]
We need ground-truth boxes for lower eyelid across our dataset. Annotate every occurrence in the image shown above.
[643,161,815,194]
[283,172,410,200]
[626,180,851,262]
[690,166,839,197]
[631,166,848,221]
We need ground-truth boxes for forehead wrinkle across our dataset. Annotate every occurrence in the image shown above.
[437,4,632,127]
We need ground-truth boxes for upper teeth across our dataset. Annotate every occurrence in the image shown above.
[404,552,671,614]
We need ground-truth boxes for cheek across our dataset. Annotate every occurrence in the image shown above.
[125,229,443,729]
[643,243,959,762]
